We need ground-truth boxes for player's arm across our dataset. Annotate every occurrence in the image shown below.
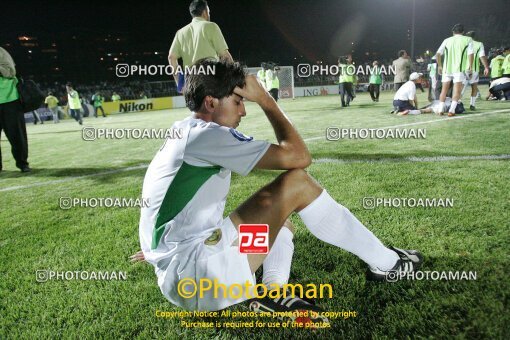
[234,75,311,170]
[481,56,489,76]
[479,45,489,76]
[466,41,474,73]
[412,95,417,108]
[436,41,446,74]
[168,53,180,85]
[168,34,181,85]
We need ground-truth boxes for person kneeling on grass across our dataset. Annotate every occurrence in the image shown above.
[391,72,433,116]
[134,59,423,323]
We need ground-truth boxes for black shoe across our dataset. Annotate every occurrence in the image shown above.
[367,247,423,281]
[79,119,83,125]
[249,288,329,326]
[20,166,32,173]
[470,105,476,111]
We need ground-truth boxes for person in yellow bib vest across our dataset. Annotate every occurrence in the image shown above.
[265,65,280,102]
[257,63,266,86]
[45,92,60,123]
[338,55,355,107]
[111,92,121,102]
[66,83,83,125]
[502,47,510,78]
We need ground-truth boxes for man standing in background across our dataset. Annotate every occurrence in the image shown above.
[338,55,355,107]
[111,92,121,102]
[436,24,473,116]
[461,31,489,110]
[168,0,233,93]
[257,62,266,85]
[265,64,280,102]
[368,60,382,102]
[66,83,83,125]
[427,57,439,101]
[0,47,30,172]
[393,50,411,91]
[92,92,106,118]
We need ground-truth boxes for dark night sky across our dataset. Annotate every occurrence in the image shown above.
[3,0,509,67]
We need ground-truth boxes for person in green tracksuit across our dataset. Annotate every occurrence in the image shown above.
[368,60,382,102]
[92,92,106,117]
[0,47,30,172]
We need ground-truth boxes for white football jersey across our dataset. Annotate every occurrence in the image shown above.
[139,116,270,270]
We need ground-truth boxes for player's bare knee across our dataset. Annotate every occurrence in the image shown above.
[279,168,311,190]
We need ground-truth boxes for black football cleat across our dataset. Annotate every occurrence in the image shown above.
[367,247,423,282]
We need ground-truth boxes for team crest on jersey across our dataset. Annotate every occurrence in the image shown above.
[229,128,253,142]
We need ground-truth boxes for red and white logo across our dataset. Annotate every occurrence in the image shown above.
[239,224,269,254]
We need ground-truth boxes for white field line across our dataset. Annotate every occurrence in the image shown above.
[303,109,510,142]
[1,109,509,193]
[314,154,510,164]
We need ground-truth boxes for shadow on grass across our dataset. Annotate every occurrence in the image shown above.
[0,161,148,181]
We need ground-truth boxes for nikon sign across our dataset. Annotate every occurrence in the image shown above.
[119,102,154,113]
[103,97,173,114]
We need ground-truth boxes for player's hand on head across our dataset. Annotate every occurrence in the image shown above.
[234,75,272,106]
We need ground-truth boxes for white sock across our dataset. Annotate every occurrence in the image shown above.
[449,100,458,113]
[470,96,476,106]
[262,226,294,288]
[439,102,445,112]
[409,110,421,115]
[298,190,399,270]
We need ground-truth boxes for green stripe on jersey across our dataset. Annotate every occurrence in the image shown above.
[151,162,221,249]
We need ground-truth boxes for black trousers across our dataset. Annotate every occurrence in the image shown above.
[339,82,354,106]
[490,83,510,100]
[269,88,279,102]
[94,106,106,117]
[0,99,29,169]
[368,84,380,101]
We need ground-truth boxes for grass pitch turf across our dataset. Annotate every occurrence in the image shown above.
[1,87,509,339]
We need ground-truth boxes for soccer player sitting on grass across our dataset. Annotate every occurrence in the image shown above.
[135,59,423,318]
[392,72,433,116]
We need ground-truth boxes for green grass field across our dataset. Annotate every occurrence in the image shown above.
[1,87,509,339]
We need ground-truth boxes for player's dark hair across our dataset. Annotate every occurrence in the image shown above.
[184,59,247,112]
[398,50,406,57]
[452,23,464,34]
[189,0,208,17]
